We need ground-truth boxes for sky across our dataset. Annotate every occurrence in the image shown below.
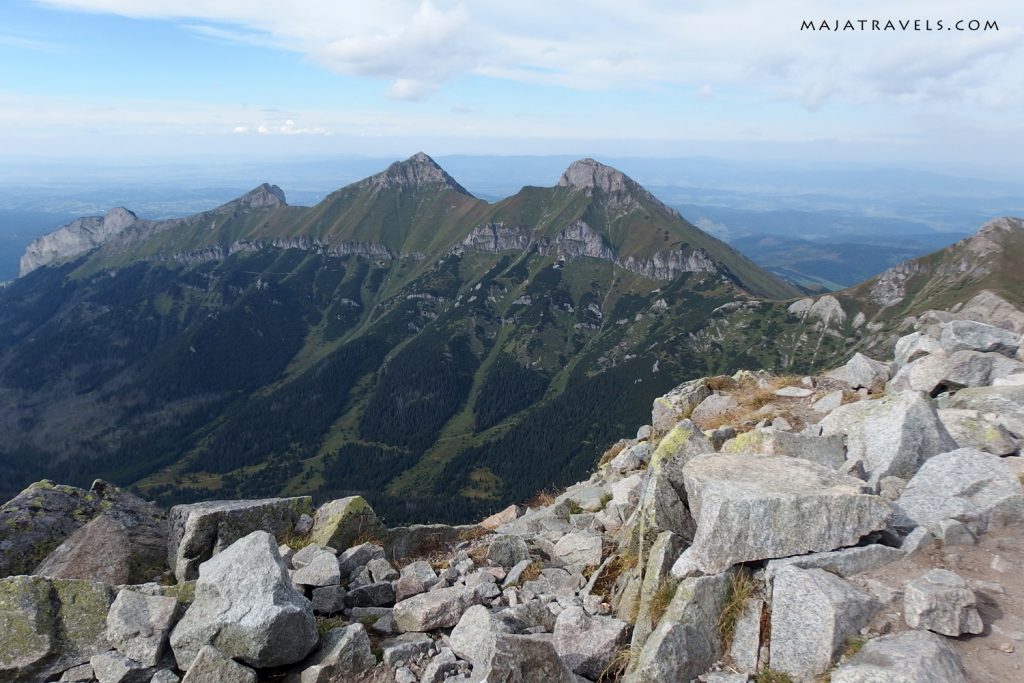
[1,1,1023,178]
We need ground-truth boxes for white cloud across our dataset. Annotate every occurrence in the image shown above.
[31,0,1022,111]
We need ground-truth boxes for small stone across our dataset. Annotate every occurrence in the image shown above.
[1000,642,1015,653]
[293,514,314,536]
[366,557,398,583]
[293,552,341,587]
[774,386,814,398]
[904,569,983,636]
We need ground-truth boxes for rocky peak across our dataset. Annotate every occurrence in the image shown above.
[557,158,638,194]
[102,207,139,232]
[365,152,471,196]
[232,183,287,210]
[963,215,1023,257]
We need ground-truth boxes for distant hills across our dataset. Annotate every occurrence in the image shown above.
[1,154,1019,524]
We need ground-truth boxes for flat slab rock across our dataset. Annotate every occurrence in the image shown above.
[830,630,967,683]
[680,454,891,574]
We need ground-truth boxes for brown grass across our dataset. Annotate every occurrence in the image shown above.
[719,569,756,652]
[517,560,544,585]
[467,543,490,566]
[598,646,637,682]
[599,439,629,467]
[524,488,559,509]
[458,526,492,542]
[649,580,678,626]
[755,670,794,683]
[278,530,315,551]
[315,615,347,639]
[705,375,737,391]
[591,551,638,602]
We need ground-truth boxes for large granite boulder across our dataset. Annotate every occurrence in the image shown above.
[651,379,711,432]
[937,385,1024,437]
[36,501,168,586]
[769,566,878,682]
[627,571,732,683]
[449,605,514,669]
[180,645,256,683]
[939,319,1020,357]
[169,531,317,669]
[819,391,957,485]
[888,350,999,395]
[472,634,575,683]
[938,409,1019,456]
[720,429,846,470]
[1,480,117,578]
[168,497,312,581]
[677,454,890,574]
[0,576,114,683]
[893,448,1024,535]
[830,630,967,683]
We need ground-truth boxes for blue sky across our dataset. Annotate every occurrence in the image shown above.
[1,1,1023,177]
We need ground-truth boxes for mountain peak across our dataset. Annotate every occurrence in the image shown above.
[558,158,637,194]
[234,183,287,209]
[366,152,472,196]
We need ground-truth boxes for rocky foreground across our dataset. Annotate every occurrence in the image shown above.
[2,292,1024,683]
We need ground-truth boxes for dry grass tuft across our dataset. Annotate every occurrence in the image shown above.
[599,439,630,467]
[525,488,559,509]
[591,551,638,602]
[719,569,757,652]
[754,670,794,683]
[517,560,544,585]
[598,646,637,682]
[467,542,490,566]
[649,580,678,626]
[705,375,737,392]
[458,526,492,542]
[278,530,315,551]
[315,615,347,639]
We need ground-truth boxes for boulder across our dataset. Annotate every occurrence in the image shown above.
[0,576,114,683]
[819,391,957,485]
[393,585,478,632]
[168,497,312,582]
[679,454,890,574]
[486,535,530,569]
[904,569,983,636]
[651,379,711,432]
[938,409,1018,455]
[106,589,180,667]
[480,505,521,531]
[893,448,1024,535]
[830,630,967,683]
[888,350,997,395]
[769,566,878,682]
[690,393,738,426]
[59,663,95,682]
[812,390,845,414]
[553,606,630,679]
[394,561,438,602]
[150,671,180,683]
[450,604,514,668]
[366,557,398,583]
[168,531,317,669]
[472,633,575,683]
[180,645,256,683]
[939,319,1020,357]
[937,385,1024,437]
[344,581,395,608]
[627,571,732,683]
[552,530,602,571]
[893,331,943,371]
[608,442,652,473]
[825,352,890,390]
[311,585,346,615]
[89,651,153,683]
[307,496,386,552]
[34,483,167,585]
[286,623,375,683]
[291,552,341,588]
[336,542,386,580]
[0,480,151,579]
[380,632,433,668]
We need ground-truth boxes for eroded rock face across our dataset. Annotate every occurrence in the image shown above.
[308,497,386,554]
[681,454,890,574]
[105,589,179,667]
[168,531,317,670]
[168,497,312,582]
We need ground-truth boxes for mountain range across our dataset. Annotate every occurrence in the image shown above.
[1,153,1020,523]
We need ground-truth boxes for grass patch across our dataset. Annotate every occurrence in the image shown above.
[315,615,348,639]
[842,636,866,659]
[598,646,637,682]
[591,551,638,602]
[517,560,544,585]
[599,492,614,510]
[754,670,794,683]
[649,580,678,626]
[278,530,315,551]
[1018,472,1024,486]
[567,500,584,515]
[458,526,491,541]
[525,488,559,509]
[599,439,629,467]
[719,569,757,652]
